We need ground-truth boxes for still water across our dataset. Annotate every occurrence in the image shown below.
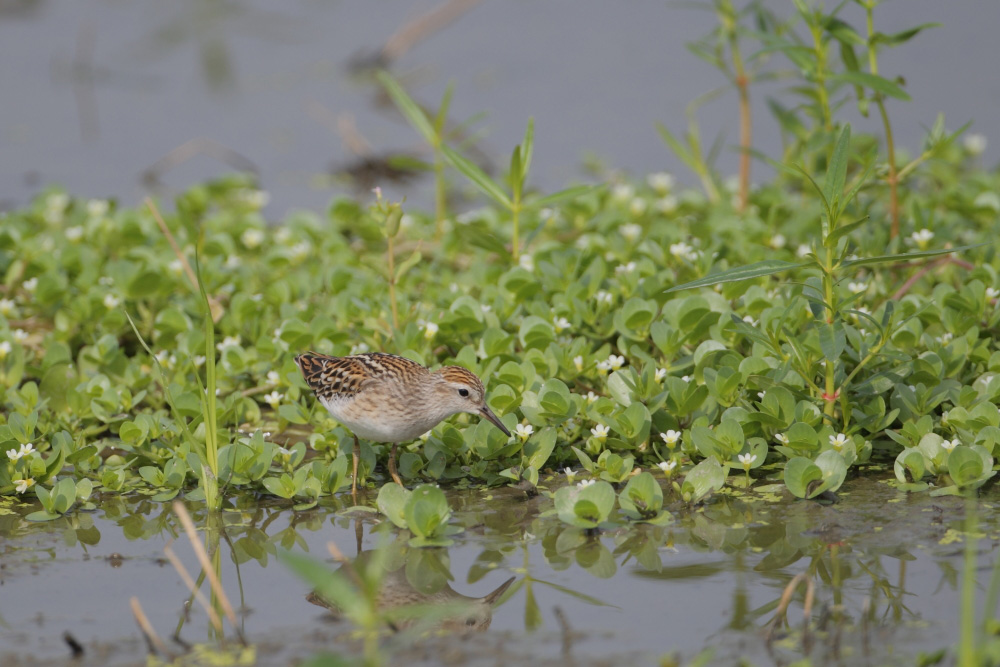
[1,0,998,215]
[0,476,992,665]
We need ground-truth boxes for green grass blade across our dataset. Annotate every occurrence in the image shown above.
[841,244,985,269]
[441,145,512,208]
[664,260,810,294]
[824,124,851,212]
[524,184,601,210]
[521,117,534,182]
[376,70,437,146]
[830,71,911,101]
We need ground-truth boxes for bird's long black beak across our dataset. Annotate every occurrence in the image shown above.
[479,405,511,437]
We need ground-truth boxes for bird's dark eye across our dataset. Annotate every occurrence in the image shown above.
[458,388,470,397]
[465,617,477,626]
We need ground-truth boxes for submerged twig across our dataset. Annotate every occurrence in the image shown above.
[164,540,225,636]
[130,597,173,658]
[765,573,816,647]
[172,502,245,644]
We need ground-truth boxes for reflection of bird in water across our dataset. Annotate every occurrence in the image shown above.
[306,553,515,633]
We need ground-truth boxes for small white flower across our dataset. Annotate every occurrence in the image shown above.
[103,293,121,310]
[193,355,206,367]
[657,460,677,474]
[7,443,33,462]
[743,315,757,326]
[681,375,691,382]
[577,479,596,489]
[621,223,643,241]
[910,228,934,248]
[606,355,625,371]
[480,304,492,314]
[829,433,849,450]
[964,133,988,155]
[848,282,867,294]
[595,290,613,305]
[596,359,611,373]
[290,242,310,261]
[519,254,535,271]
[0,341,11,360]
[65,226,84,242]
[87,199,109,218]
[267,371,280,385]
[669,241,694,259]
[263,390,283,408]
[611,184,635,202]
[987,287,1000,300]
[22,277,37,293]
[660,430,681,447]
[514,423,534,442]
[12,329,28,343]
[167,259,184,275]
[419,431,432,442]
[539,208,556,221]
[422,321,439,340]
[615,261,637,275]
[277,446,293,457]
[6,448,19,461]
[769,234,786,250]
[796,244,812,258]
[241,228,265,249]
[154,350,176,369]
[655,368,667,383]
[590,424,610,441]
[628,198,647,217]
[738,453,757,469]
[217,335,241,352]
[350,342,370,355]
[936,332,953,344]
[564,467,577,483]
[14,478,34,494]
[245,190,270,209]
[941,438,960,452]
[585,391,599,404]
[655,195,678,214]
[0,298,17,317]
[775,433,789,445]
[573,355,584,372]
[647,172,675,193]
[553,316,571,333]
[757,391,765,400]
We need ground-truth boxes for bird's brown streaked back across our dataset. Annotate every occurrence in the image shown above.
[294,352,428,403]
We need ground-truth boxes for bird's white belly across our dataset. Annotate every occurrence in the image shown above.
[320,395,437,443]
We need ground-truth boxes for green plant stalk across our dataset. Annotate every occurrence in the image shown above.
[434,152,447,239]
[511,195,521,261]
[387,234,399,331]
[195,252,220,511]
[959,497,978,667]
[729,18,751,212]
[865,4,901,238]
[822,249,837,419]
[808,19,833,132]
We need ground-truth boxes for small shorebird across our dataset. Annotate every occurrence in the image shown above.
[295,352,511,496]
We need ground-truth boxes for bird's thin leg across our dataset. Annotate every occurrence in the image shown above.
[351,434,361,502]
[388,443,404,486]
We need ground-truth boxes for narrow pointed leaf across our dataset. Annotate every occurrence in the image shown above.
[525,184,601,210]
[841,244,985,269]
[521,117,534,182]
[830,72,910,101]
[376,71,436,145]
[664,260,810,294]
[824,124,851,209]
[442,145,512,208]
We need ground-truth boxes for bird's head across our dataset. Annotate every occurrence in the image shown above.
[431,366,511,437]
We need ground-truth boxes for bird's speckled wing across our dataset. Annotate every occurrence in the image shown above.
[294,352,426,402]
